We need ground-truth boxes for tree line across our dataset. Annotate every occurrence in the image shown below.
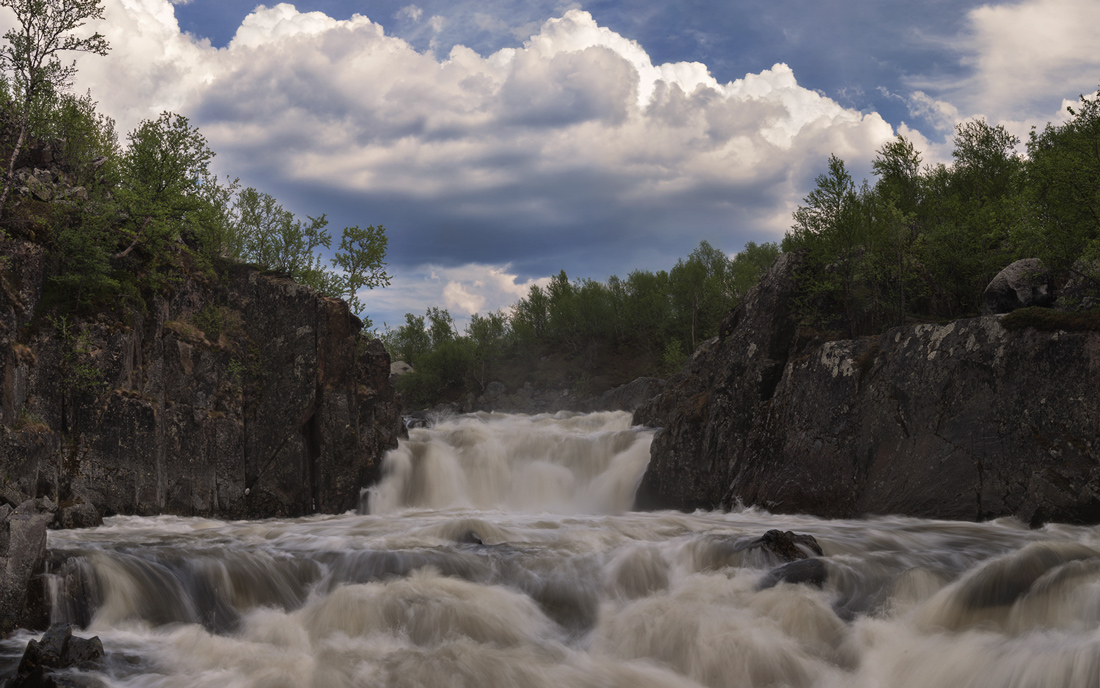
[783,91,1100,337]
[381,240,780,408]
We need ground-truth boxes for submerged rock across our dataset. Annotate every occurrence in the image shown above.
[758,558,828,590]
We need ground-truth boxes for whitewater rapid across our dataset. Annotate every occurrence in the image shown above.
[5,411,1100,688]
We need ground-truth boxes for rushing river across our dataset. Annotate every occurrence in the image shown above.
[5,411,1100,688]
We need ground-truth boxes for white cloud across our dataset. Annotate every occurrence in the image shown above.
[361,263,551,330]
[964,0,1100,115]
[907,0,1100,133]
[397,5,423,22]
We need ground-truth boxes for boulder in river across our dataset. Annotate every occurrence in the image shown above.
[737,529,823,562]
[7,623,104,688]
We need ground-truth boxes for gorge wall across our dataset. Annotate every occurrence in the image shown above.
[0,236,404,524]
[635,253,1100,526]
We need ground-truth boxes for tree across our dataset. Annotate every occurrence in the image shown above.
[0,0,108,217]
[729,241,780,299]
[116,112,216,261]
[872,135,922,217]
[784,155,864,334]
[331,224,390,318]
[467,311,507,390]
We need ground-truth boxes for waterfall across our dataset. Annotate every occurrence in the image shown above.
[366,411,653,514]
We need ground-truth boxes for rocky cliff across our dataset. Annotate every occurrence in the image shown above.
[635,253,1100,526]
[0,236,404,523]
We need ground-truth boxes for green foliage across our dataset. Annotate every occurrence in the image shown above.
[382,313,432,366]
[192,304,238,343]
[231,187,328,279]
[467,310,507,389]
[227,187,390,322]
[49,313,103,432]
[31,89,119,183]
[0,0,109,215]
[1017,89,1100,278]
[50,206,117,307]
[660,339,686,376]
[388,238,781,409]
[783,118,1039,335]
[117,112,215,261]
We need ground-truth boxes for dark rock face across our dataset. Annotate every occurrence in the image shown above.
[0,499,55,635]
[982,258,1053,315]
[1,237,404,522]
[634,252,804,511]
[635,253,1100,525]
[423,376,666,418]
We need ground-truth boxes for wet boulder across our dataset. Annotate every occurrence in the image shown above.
[982,258,1053,315]
[8,623,104,688]
[737,529,823,563]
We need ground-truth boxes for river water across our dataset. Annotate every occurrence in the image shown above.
[6,411,1100,687]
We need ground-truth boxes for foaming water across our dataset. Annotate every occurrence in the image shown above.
[6,412,1100,688]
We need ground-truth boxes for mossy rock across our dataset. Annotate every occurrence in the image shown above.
[1001,307,1100,332]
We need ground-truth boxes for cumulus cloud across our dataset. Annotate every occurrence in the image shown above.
[361,264,550,330]
[4,1,900,323]
[907,0,1100,134]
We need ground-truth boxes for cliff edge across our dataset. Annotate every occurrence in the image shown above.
[635,253,1100,526]
[0,236,404,522]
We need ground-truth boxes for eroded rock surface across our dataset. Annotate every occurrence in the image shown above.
[0,499,55,635]
[636,253,1100,525]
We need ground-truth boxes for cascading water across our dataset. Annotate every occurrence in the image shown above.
[5,411,1100,687]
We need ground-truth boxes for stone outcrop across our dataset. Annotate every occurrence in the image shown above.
[635,253,1100,526]
[1,499,55,635]
[1,236,404,522]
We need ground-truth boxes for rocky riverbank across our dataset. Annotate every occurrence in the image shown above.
[635,253,1100,525]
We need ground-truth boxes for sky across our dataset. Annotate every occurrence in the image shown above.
[3,0,1099,329]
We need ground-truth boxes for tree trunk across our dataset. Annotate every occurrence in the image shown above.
[0,113,29,220]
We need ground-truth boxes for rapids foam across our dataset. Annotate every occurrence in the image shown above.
[12,412,1100,688]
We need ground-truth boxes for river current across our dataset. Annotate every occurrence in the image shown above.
[5,411,1100,687]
